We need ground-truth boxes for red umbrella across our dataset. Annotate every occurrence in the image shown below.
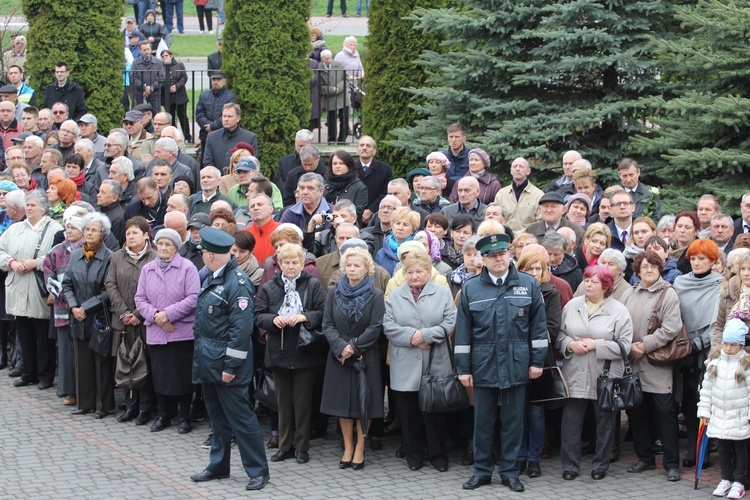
[695,418,709,489]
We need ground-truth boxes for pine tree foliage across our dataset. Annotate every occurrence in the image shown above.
[223,0,311,178]
[22,0,125,132]
[633,0,750,215]
[363,0,450,177]
[390,0,674,186]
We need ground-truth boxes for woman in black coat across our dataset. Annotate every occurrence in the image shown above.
[160,50,191,143]
[323,150,368,221]
[61,213,115,419]
[255,243,327,464]
[321,247,384,470]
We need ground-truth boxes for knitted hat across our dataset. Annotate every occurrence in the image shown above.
[425,151,450,171]
[339,237,368,257]
[154,228,183,250]
[0,180,18,192]
[723,318,748,345]
[397,240,428,262]
[565,193,592,215]
[468,148,490,169]
[63,205,88,233]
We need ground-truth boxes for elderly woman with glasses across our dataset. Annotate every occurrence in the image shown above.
[62,212,114,418]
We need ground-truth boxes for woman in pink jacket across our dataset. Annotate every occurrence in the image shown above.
[135,228,200,434]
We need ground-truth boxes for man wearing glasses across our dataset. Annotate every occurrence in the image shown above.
[42,62,88,120]
[50,102,68,128]
[54,120,79,161]
[606,188,636,254]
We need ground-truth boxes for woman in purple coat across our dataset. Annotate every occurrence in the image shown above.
[135,228,200,434]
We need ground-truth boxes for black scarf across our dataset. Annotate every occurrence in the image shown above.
[325,170,357,203]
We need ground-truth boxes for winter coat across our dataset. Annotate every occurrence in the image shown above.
[629,257,682,286]
[440,200,487,228]
[623,278,683,394]
[333,46,364,80]
[42,79,87,120]
[540,282,562,349]
[139,19,167,51]
[318,61,350,111]
[163,60,188,105]
[195,87,236,142]
[192,257,255,386]
[255,271,327,370]
[698,347,750,440]
[323,178,368,219]
[455,265,548,389]
[104,247,157,332]
[258,253,320,294]
[383,279,457,392]
[449,170,502,206]
[550,253,583,293]
[320,285,384,418]
[61,245,113,340]
[44,239,83,327]
[0,216,62,319]
[574,275,633,304]
[494,181,544,232]
[134,253,200,345]
[556,295,633,400]
[131,56,164,94]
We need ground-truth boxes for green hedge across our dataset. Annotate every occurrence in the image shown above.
[223,0,311,178]
[22,0,125,132]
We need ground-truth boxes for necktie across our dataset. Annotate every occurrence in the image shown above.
[621,231,627,245]
[745,225,750,233]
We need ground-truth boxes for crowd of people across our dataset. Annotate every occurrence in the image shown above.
[2,14,750,495]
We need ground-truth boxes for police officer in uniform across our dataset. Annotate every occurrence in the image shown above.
[189,227,270,491]
[455,233,547,493]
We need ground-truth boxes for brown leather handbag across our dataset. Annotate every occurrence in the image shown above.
[645,288,693,366]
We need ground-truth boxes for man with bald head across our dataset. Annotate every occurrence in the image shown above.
[161,125,200,182]
[164,210,189,244]
[494,157,544,232]
[441,176,486,226]
[547,150,582,193]
[167,193,190,215]
[361,194,402,255]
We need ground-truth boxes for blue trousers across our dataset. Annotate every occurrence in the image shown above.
[202,382,269,478]
[518,403,545,463]
[473,385,525,480]
[164,0,184,32]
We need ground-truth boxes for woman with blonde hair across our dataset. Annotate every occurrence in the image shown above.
[321,247,385,470]
[575,222,611,273]
[375,207,420,275]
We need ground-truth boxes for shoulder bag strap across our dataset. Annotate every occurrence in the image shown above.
[646,288,669,334]
[33,221,52,260]
[425,339,436,376]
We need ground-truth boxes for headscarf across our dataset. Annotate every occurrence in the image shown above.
[414,230,441,262]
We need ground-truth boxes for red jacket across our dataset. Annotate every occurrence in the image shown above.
[246,218,281,265]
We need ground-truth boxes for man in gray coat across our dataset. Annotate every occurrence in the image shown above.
[318,50,349,144]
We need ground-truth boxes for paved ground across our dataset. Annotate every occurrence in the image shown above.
[0,371,721,499]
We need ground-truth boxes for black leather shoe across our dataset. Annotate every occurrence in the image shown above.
[369,436,382,451]
[37,380,53,390]
[295,451,309,464]
[8,366,22,377]
[462,476,491,490]
[682,459,695,468]
[562,471,578,481]
[150,417,171,432]
[190,469,229,482]
[591,470,606,480]
[13,378,32,387]
[94,410,108,419]
[339,460,352,469]
[352,461,364,470]
[266,434,279,449]
[395,448,405,459]
[527,461,541,478]
[501,477,525,492]
[117,409,137,423]
[270,450,295,462]
[71,408,91,416]
[135,411,151,426]
[246,474,269,491]
[627,460,656,473]
[178,418,192,434]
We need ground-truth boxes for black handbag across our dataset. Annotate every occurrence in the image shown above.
[114,333,149,395]
[418,337,470,413]
[597,341,643,411]
[296,286,326,351]
[255,369,277,411]
[32,221,52,299]
[88,298,113,357]
[529,336,569,403]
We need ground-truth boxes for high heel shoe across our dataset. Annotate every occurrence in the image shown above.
[339,460,352,469]
[351,461,364,470]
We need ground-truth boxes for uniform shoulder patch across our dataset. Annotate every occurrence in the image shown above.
[237,296,250,310]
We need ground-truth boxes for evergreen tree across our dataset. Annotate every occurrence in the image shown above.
[364,0,449,177]
[22,0,125,132]
[390,0,675,187]
[223,0,311,178]
[632,0,750,215]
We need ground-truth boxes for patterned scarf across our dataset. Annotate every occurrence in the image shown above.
[443,241,463,268]
[335,274,374,322]
[125,243,150,262]
[410,286,423,301]
[435,172,447,189]
[414,230,442,262]
[49,201,67,221]
[729,284,750,322]
[278,274,304,318]
[451,263,474,285]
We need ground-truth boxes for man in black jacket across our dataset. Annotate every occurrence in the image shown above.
[282,144,327,207]
[123,177,168,232]
[207,38,222,77]
[274,129,325,201]
[130,41,164,115]
[195,70,236,145]
[42,62,87,120]
[355,135,392,225]
[202,103,258,172]
[97,180,125,245]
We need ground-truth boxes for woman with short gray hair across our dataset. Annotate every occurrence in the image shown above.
[0,189,62,389]
[62,211,115,418]
[574,248,633,303]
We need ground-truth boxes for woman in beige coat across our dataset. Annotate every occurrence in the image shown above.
[0,190,61,388]
[556,265,633,481]
[623,251,682,481]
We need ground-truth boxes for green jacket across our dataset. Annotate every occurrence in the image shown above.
[226,182,283,209]
[192,256,254,386]
[455,265,547,389]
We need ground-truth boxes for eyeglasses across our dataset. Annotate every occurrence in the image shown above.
[612,201,633,208]
[122,121,136,126]
[379,205,397,212]
[52,111,67,115]
[104,143,120,148]
[84,227,101,234]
